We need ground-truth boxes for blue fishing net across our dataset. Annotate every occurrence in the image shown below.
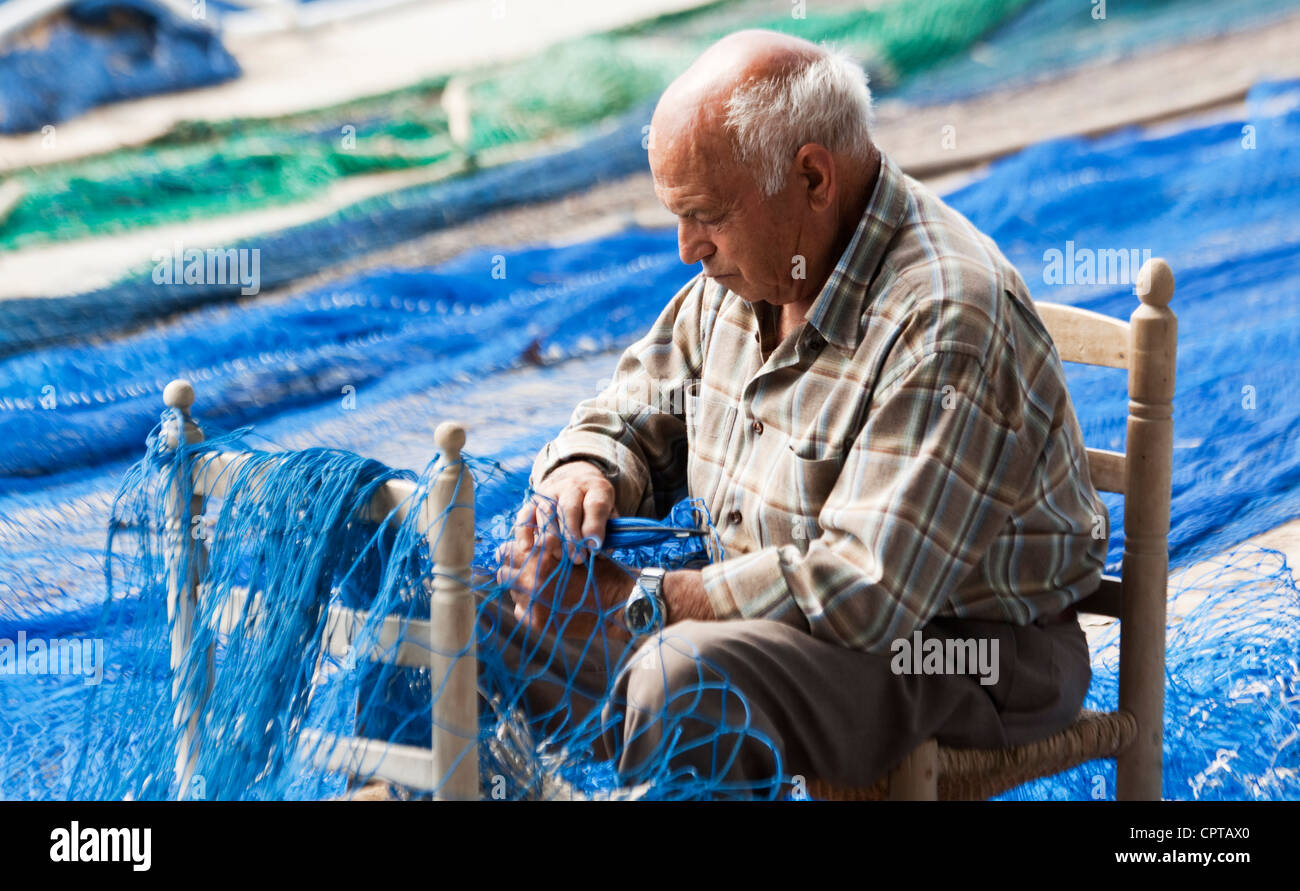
[0,103,656,359]
[0,0,240,134]
[53,409,773,801]
[0,228,685,484]
[1000,546,1300,800]
[11,404,1298,801]
[892,0,1300,107]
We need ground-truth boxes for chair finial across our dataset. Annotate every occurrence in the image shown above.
[1136,258,1174,308]
[164,379,196,414]
[435,422,467,459]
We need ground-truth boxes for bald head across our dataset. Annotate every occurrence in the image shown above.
[647,30,878,312]
[653,30,821,144]
[651,30,873,196]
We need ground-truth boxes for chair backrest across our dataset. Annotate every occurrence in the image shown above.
[1031,258,1177,800]
[159,379,479,800]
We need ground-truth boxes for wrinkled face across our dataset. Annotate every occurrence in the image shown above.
[649,113,812,307]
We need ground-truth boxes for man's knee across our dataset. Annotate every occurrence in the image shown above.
[618,621,736,722]
[603,621,783,787]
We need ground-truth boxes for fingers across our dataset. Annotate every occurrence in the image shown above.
[512,499,536,552]
[530,490,586,564]
[495,536,624,641]
[528,495,561,563]
[497,539,538,591]
[494,540,522,591]
[556,487,586,563]
[512,471,617,567]
[580,483,614,557]
[497,539,543,631]
[513,599,531,631]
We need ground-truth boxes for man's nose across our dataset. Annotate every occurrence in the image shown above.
[678,221,714,266]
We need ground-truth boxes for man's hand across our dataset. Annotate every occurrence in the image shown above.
[494,538,635,640]
[515,460,617,565]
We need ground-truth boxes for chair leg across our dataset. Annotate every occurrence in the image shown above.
[1115,258,1175,801]
[887,739,939,800]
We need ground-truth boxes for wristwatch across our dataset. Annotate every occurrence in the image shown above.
[624,567,668,636]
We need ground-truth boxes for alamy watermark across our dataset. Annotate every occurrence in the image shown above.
[598,373,705,417]
[0,632,104,685]
[890,630,999,686]
[152,241,261,295]
[50,822,150,871]
[1043,241,1151,286]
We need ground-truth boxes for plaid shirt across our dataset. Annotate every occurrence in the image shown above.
[531,151,1107,653]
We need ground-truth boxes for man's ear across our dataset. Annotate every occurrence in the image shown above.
[794,143,835,212]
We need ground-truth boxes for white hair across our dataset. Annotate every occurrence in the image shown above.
[722,46,874,197]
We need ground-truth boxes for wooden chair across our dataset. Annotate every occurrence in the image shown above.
[809,257,1178,802]
[159,379,480,800]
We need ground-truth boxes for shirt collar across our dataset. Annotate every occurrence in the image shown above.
[803,148,909,353]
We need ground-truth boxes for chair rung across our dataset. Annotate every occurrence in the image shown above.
[1085,448,1126,494]
[1034,302,1130,369]
[1077,575,1123,619]
[299,729,436,792]
[191,449,424,526]
[321,604,436,669]
[211,586,437,668]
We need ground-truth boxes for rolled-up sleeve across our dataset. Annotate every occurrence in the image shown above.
[530,274,708,518]
[700,347,1038,653]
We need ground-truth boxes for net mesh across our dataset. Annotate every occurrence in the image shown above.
[1,0,1032,252]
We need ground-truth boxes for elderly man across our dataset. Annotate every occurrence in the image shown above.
[493,29,1106,795]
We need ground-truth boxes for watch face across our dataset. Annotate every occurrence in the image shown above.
[626,592,654,633]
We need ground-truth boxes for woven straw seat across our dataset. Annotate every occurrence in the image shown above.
[808,709,1139,801]
[808,259,1177,801]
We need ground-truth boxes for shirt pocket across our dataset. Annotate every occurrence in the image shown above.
[784,448,845,507]
[784,385,866,463]
[686,389,737,460]
[756,436,845,549]
[786,427,850,463]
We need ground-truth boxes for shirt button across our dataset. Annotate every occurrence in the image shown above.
[727,509,743,526]
[751,419,763,435]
